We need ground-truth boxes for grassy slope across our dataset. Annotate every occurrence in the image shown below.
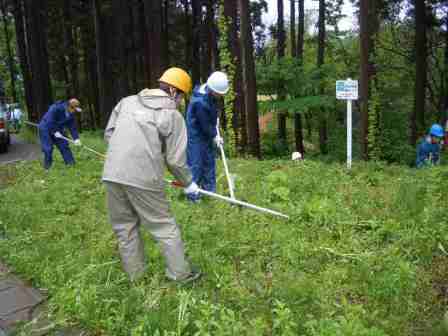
[0,133,447,335]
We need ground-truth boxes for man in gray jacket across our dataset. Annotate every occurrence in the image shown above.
[102,67,201,283]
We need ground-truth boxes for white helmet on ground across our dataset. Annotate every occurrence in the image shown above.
[207,71,229,95]
[292,152,303,161]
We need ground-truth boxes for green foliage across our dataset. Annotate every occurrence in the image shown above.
[218,3,236,156]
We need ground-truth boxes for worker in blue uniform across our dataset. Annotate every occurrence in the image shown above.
[186,71,229,201]
[38,98,82,170]
[416,123,444,168]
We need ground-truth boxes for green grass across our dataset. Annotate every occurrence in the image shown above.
[1,133,448,335]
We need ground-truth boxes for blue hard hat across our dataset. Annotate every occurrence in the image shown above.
[429,124,444,137]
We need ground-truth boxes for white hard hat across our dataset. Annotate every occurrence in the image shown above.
[207,71,229,95]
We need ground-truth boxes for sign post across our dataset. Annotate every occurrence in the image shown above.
[336,78,358,169]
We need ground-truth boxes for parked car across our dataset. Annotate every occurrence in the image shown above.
[0,103,10,153]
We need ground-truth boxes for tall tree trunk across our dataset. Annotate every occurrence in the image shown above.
[294,0,305,154]
[162,0,170,68]
[143,1,162,87]
[192,0,201,85]
[360,0,379,159]
[443,13,448,124]
[277,0,287,145]
[238,0,260,158]
[410,0,427,145]
[183,0,192,72]
[93,0,110,126]
[12,0,33,116]
[224,0,247,151]
[128,2,138,93]
[80,4,98,129]
[297,0,304,60]
[317,0,327,154]
[0,0,17,102]
[290,0,296,58]
[24,0,52,121]
[63,0,82,129]
[112,0,130,99]
[63,0,79,97]
[205,0,216,72]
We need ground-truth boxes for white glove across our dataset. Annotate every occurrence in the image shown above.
[74,139,82,146]
[54,131,62,138]
[214,135,224,147]
[184,182,199,196]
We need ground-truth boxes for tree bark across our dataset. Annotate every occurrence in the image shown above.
[297,0,304,61]
[0,0,17,102]
[238,0,261,158]
[12,0,33,116]
[410,0,427,145]
[277,0,287,144]
[112,0,130,99]
[205,0,214,73]
[443,13,448,124]
[93,0,111,126]
[359,0,379,159]
[192,0,201,85]
[80,0,99,128]
[24,0,52,121]
[224,0,247,151]
[143,1,163,87]
[317,0,327,154]
[294,0,305,154]
[290,0,296,58]
[63,0,79,97]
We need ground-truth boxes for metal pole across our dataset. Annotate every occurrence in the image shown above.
[57,133,107,159]
[347,99,352,169]
[216,118,235,199]
[199,188,289,219]
[169,180,288,219]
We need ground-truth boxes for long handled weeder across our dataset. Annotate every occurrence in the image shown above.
[170,180,289,220]
[216,118,235,199]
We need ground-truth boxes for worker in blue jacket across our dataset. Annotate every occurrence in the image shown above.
[186,71,229,201]
[416,123,444,168]
[38,98,82,170]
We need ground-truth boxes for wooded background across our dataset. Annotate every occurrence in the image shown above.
[1,0,447,162]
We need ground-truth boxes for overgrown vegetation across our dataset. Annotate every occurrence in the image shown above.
[1,133,448,335]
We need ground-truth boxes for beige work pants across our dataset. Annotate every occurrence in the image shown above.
[104,182,191,281]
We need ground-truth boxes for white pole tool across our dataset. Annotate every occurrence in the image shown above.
[216,118,235,199]
[56,133,107,159]
[170,180,289,219]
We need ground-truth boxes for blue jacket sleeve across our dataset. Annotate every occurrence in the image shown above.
[195,102,217,140]
[66,117,79,140]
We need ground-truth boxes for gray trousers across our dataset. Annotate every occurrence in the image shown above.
[104,182,191,281]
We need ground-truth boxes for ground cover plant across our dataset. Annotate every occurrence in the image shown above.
[1,132,448,335]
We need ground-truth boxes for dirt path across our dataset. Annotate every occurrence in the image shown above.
[0,135,41,165]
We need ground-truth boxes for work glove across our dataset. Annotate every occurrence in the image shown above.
[74,139,82,146]
[184,182,200,196]
[214,135,224,147]
[54,131,62,138]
